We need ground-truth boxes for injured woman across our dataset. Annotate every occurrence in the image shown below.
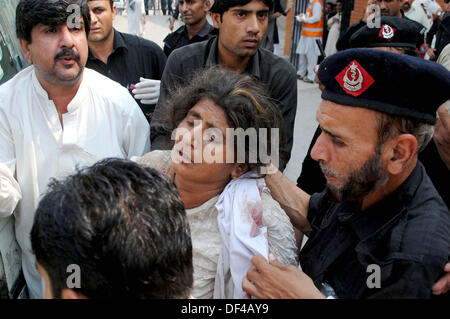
[136,67,298,299]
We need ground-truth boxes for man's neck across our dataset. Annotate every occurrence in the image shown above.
[36,72,83,128]
[360,157,417,211]
[88,30,115,64]
[217,40,252,74]
[186,17,207,40]
[174,173,228,209]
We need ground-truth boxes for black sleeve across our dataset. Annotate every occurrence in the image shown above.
[336,19,366,51]
[367,260,447,299]
[270,61,298,169]
[307,190,328,225]
[150,50,184,150]
[426,20,439,45]
[297,126,326,195]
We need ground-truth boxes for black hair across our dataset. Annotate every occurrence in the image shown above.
[167,66,286,172]
[88,0,114,8]
[210,0,273,15]
[16,0,91,43]
[31,158,193,299]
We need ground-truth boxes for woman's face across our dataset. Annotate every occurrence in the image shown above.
[172,98,243,185]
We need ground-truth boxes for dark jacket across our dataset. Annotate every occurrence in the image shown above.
[163,20,216,57]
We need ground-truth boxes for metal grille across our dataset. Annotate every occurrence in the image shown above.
[289,0,309,68]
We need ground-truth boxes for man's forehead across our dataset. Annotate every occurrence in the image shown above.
[228,0,269,11]
[317,100,379,134]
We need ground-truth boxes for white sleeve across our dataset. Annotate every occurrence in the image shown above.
[122,97,151,159]
[0,107,21,217]
[304,2,322,24]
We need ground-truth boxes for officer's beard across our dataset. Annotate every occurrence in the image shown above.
[323,149,389,203]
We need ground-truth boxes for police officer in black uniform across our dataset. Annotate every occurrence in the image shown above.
[242,49,450,299]
[163,0,216,57]
[298,17,450,208]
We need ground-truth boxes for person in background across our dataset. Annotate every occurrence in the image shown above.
[336,0,426,51]
[424,0,449,60]
[86,0,167,122]
[295,0,324,83]
[0,0,149,299]
[163,0,216,57]
[127,0,146,36]
[324,0,342,56]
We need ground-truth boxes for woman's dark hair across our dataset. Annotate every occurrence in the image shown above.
[31,159,193,299]
[16,0,91,43]
[167,66,286,173]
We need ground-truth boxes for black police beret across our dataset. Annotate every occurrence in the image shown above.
[349,17,419,50]
[318,48,450,124]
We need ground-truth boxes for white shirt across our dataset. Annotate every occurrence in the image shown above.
[405,2,432,31]
[0,66,150,298]
[127,0,145,36]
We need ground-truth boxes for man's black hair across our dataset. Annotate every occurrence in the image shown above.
[31,158,193,299]
[87,0,114,8]
[16,0,91,43]
[210,0,273,15]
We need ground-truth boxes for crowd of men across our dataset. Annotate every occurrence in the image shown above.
[0,0,449,299]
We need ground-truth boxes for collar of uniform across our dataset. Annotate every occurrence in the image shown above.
[205,37,261,79]
[344,161,422,241]
[111,29,128,52]
[178,20,213,38]
[197,21,214,37]
[87,28,127,60]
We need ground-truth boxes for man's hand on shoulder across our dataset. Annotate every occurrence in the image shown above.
[132,77,161,105]
[242,255,325,299]
[432,262,450,295]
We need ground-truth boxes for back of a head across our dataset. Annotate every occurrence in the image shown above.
[16,0,91,42]
[31,158,193,299]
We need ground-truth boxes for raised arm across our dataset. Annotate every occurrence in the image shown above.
[265,164,311,236]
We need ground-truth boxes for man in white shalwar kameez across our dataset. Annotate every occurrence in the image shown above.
[127,0,146,36]
[0,0,150,299]
[295,0,324,83]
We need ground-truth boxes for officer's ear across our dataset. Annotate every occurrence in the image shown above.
[383,134,418,175]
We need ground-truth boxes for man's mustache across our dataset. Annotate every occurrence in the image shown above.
[54,49,80,62]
